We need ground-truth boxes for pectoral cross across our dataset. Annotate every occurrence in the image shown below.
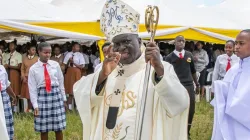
[114,89,121,95]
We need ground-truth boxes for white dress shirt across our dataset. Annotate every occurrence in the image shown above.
[173,49,185,58]
[93,57,100,68]
[82,53,90,64]
[0,50,2,65]
[212,54,239,82]
[28,60,66,109]
[2,51,22,66]
[0,65,10,91]
[63,52,85,67]
[90,54,97,64]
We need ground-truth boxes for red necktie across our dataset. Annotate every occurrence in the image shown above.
[43,64,51,93]
[179,52,183,59]
[226,58,231,72]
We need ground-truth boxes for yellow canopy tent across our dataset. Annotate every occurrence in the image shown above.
[27,21,240,44]
[0,0,244,61]
[22,21,240,61]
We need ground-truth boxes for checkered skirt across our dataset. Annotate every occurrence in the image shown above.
[35,86,66,132]
[1,90,14,140]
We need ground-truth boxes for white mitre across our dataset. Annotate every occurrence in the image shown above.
[100,0,140,41]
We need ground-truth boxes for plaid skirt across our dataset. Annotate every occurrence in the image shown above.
[35,86,66,132]
[1,90,14,140]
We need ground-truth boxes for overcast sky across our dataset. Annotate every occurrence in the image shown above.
[39,0,224,6]
[192,0,224,6]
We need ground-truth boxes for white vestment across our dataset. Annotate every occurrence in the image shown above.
[74,54,189,140]
[0,91,9,140]
[211,56,250,140]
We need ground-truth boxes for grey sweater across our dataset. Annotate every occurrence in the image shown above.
[192,49,209,72]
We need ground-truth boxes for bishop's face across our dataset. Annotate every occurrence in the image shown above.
[112,34,142,64]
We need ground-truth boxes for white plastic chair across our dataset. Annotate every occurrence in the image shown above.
[195,72,200,102]
[205,70,213,102]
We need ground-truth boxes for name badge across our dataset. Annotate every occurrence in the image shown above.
[187,57,191,63]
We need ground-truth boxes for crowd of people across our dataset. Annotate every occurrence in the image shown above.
[0,36,238,140]
[0,40,101,110]
[0,0,249,140]
[0,30,248,140]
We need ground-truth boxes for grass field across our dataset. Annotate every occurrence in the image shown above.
[14,100,213,140]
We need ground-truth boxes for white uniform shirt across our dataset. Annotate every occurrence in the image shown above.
[0,65,10,91]
[93,57,100,68]
[90,54,97,64]
[28,60,66,109]
[0,50,2,65]
[63,52,85,67]
[173,49,185,58]
[0,65,9,140]
[2,51,22,66]
[82,53,90,64]
[212,54,239,82]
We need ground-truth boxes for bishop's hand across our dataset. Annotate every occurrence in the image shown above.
[145,42,164,76]
[101,45,121,76]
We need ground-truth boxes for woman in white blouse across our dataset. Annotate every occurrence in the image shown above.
[28,42,67,140]
[212,40,239,82]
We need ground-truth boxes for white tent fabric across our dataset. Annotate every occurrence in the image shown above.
[42,0,247,41]
[1,0,247,41]
[48,0,249,30]
[195,0,250,29]
[0,19,104,40]
[139,27,234,41]
[0,0,96,22]
[0,0,105,41]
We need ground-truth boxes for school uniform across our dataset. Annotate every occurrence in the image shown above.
[166,50,196,137]
[50,54,65,74]
[28,60,66,132]
[0,65,14,140]
[20,55,39,99]
[0,49,3,65]
[212,54,239,81]
[82,53,90,65]
[90,54,97,64]
[81,53,89,76]
[63,52,85,94]
[2,51,22,96]
[93,57,100,69]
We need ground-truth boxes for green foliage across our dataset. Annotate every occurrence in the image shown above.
[14,100,213,140]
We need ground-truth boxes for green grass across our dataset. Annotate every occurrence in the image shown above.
[14,100,213,140]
